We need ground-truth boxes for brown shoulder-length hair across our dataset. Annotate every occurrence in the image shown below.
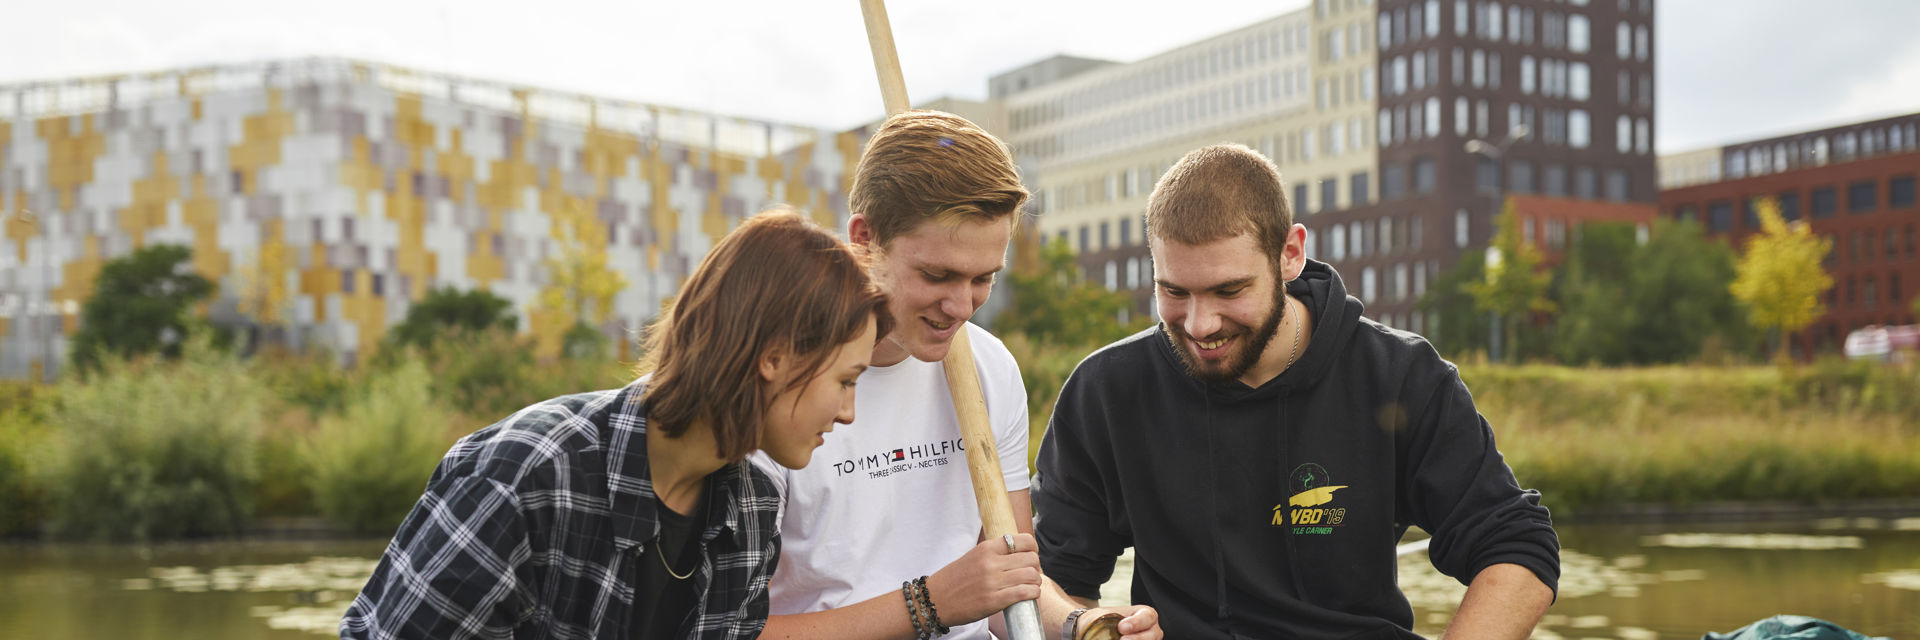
[850,110,1030,247]
[639,209,893,461]
[1145,143,1293,267]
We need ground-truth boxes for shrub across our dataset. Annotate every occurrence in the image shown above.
[304,361,463,534]
[42,341,265,540]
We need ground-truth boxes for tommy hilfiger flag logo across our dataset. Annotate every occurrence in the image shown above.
[891,449,906,461]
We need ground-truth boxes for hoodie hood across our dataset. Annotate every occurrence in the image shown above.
[1152,259,1364,402]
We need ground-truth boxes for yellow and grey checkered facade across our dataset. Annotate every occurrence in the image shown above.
[1,59,866,379]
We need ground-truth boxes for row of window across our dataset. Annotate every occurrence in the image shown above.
[1379,0,1647,62]
[1726,122,1920,180]
[1834,269,1913,312]
[1307,214,1428,262]
[1008,22,1312,133]
[1012,65,1312,162]
[1830,225,1919,268]
[1378,97,1651,156]
[1673,175,1919,232]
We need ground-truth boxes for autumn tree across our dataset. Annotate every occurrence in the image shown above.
[540,197,628,359]
[1463,199,1555,363]
[1730,197,1834,360]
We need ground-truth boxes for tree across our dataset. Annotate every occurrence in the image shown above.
[1550,223,1639,365]
[387,286,519,349]
[1418,250,1492,359]
[1464,199,1555,362]
[538,197,628,359]
[1551,220,1749,365]
[995,237,1147,348]
[71,244,215,371]
[1730,197,1834,360]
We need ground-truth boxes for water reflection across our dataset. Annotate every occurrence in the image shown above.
[1097,520,1919,639]
[2,520,1914,638]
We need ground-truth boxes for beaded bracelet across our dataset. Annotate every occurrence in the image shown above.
[913,575,950,635]
[901,580,929,640]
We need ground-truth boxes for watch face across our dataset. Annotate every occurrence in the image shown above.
[1079,613,1125,640]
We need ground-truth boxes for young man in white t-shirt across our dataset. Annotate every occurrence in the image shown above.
[750,111,1161,640]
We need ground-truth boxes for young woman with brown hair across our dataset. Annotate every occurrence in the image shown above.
[342,210,892,639]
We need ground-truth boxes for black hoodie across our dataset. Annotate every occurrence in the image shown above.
[1034,260,1558,640]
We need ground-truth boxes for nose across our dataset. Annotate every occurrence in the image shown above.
[939,282,973,322]
[835,392,857,425]
[1182,298,1221,339]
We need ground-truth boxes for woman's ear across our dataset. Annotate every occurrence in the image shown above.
[758,346,787,384]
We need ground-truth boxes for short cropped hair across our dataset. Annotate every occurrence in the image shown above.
[1145,143,1293,267]
[850,110,1029,247]
[640,210,893,461]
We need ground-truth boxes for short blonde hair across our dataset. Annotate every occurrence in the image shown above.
[850,110,1029,246]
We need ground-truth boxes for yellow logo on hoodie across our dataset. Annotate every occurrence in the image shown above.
[1271,463,1347,532]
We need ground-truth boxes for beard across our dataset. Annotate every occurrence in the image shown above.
[1165,281,1288,384]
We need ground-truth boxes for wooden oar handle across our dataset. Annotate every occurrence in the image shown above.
[941,329,1020,540]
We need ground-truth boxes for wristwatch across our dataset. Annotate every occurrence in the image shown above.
[1062,608,1125,640]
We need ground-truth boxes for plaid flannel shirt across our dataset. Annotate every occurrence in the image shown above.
[340,382,782,639]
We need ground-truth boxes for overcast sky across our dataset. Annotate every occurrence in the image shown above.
[5,0,1918,153]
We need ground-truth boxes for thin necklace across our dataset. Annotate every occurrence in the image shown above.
[658,542,695,580]
[1284,295,1303,371]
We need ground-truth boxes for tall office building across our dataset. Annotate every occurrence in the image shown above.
[997,0,1658,336]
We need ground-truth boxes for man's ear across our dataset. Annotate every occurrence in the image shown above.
[849,214,876,247]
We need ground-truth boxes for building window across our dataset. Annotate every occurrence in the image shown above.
[1569,14,1590,53]
[1544,164,1568,197]
[1575,167,1597,199]
[1362,267,1378,303]
[1570,109,1591,149]
[1452,48,1465,86]
[1570,62,1590,101]
[1890,175,1916,209]
[1079,225,1091,252]
[1635,118,1651,155]
[1426,98,1442,138]
[1331,225,1348,261]
[1351,222,1366,258]
[1477,100,1490,137]
[1380,218,1396,255]
[1414,157,1436,193]
[1351,171,1372,206]
[1617,115,1632,153]
[1476,156,1500,193]
[1379,109,1394,147]
[1606,169,1629,202]
[1455,209,1471,248]
[1105,261,1118,291]
[1509,161,1535,194]
[1616,22,1631,59]
[1812,186,1838,218]
[1708,201,1733,232]
[1850,180,1879,213]
[1520,56,1536,94]
[1546,219,1568,250]
[1426,0,1441,36]
[1322,178,1341,213]
[1295,184,1311,215]
[1634,25,1650,61]
[1456,0,1470,36]
[1384,163,1407,200]
[1379,13,1393,50]
[1471,50,1486,87]
[1127,257,1141,289]
[1779,191,1802,221]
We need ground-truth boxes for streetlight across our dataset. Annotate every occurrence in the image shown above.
[1464,124,1528,363]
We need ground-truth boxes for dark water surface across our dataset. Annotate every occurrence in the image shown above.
[2,520,1915,639]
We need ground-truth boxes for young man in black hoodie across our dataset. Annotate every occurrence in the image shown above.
[1032,144,1559,639]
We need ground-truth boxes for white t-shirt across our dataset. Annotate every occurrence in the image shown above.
[749,323,1030,639]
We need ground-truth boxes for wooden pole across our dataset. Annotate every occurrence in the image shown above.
[856,2,1042,638]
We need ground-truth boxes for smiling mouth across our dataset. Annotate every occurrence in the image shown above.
[1196,337,1229,350]
[926,319,954,331]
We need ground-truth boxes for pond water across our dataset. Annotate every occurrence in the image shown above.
[2,520,1915,638]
